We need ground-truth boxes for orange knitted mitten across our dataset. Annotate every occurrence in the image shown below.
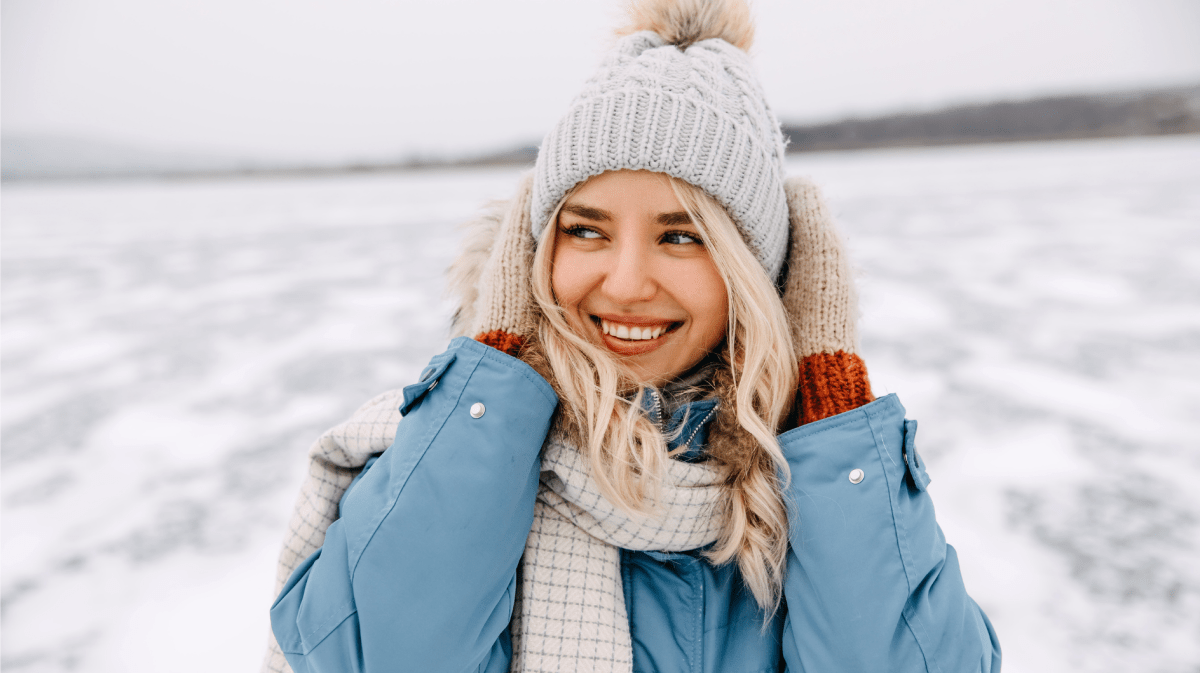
[779,177,874,426]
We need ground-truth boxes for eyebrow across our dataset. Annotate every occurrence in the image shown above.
[561,204,611,221]
[561,204,694,227]
[656,211,693,226]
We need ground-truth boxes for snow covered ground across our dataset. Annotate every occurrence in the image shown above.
[3,136,1198,672]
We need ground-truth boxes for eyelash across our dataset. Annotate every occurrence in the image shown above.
[661,230,703,245]
[562,225,703,246]
[563,225,604,239]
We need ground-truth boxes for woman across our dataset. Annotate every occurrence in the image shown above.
[265,1,1002,671]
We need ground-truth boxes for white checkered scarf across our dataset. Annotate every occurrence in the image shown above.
[262,390,726,673]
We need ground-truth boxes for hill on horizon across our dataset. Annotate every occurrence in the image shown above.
[4,84,1198,182]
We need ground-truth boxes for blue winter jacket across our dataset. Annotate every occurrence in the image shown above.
[271,337,1002,672]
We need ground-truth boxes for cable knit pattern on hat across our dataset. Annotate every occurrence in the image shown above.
[531,30,790,279]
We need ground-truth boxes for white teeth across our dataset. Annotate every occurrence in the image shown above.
[600,319,671,341]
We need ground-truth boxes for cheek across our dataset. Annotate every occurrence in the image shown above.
[668,260,728,348]
[693,276,729,349]
[550,246,589,312]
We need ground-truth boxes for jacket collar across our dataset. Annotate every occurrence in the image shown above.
[639,390,721,462]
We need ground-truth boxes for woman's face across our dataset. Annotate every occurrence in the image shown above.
[551,170,729,384]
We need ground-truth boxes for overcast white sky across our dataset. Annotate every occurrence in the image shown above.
[4,0,1199,163]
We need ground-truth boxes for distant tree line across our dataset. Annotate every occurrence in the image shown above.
[5,85,1197,181]
[194,84,1200,171]
[779,85,1200,152]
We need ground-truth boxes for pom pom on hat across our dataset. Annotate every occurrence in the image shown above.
[531,0,790,280]
[617,0,754,51]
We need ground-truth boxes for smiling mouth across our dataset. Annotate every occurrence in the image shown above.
[591,316,681,342]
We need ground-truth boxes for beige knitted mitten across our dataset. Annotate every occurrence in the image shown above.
[779,177,874,426]
[447,170,540,356]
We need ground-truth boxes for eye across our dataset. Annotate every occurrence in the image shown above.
[661,230,703,245]
[562,225,604,240]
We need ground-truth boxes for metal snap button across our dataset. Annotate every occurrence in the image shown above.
[848,469,864,484]
[470,402,485,418]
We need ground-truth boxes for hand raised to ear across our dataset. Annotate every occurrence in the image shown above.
[779,177,874,427]
[448,171,540,357]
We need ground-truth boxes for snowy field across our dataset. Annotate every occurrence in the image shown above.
[3,136,1199,672]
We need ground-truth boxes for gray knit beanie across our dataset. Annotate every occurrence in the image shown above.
[530,3,790,279]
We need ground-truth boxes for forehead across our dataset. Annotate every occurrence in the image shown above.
[567,170,684,212]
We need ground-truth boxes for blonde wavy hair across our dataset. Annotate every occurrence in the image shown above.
[530,173,798,613]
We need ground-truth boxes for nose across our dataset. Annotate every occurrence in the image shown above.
[601,238,657,305]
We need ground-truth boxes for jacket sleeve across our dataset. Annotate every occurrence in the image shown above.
[778,393,1001,673]
[270,337,558,673]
